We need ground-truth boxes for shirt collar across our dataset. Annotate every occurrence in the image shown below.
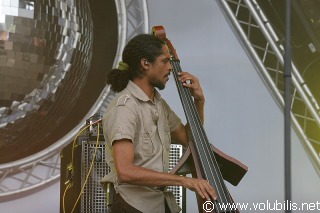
[127,80,162,102]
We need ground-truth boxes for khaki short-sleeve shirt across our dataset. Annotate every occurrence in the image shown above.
[102,81,181,213]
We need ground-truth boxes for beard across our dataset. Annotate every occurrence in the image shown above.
[151,78,166,90]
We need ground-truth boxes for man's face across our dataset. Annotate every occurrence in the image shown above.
[147,45,172,90]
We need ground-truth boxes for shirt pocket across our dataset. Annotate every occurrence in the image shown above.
[163,123,171,152]
[141,125,157,157]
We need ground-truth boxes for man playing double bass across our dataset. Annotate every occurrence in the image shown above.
[101,33,216,213]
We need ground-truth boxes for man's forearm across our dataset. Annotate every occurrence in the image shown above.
[194,98,205,125]
[117,163,217,201]
[117,164,187,188]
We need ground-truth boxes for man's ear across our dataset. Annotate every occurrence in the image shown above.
[141,58,150,70]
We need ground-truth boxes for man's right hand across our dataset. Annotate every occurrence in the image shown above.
[182,177,217,201]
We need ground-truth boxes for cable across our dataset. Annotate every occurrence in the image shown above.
[62,183,72,213]
[71,118,102,166]
[62,117,102,213]
[63,115,116,212]
[71,123,101,213]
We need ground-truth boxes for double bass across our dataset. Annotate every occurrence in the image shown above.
[152,26,248,213]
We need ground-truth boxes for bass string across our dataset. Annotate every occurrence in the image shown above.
[171,61,234,211]
[170,61,223,182]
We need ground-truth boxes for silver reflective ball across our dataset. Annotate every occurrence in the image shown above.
[0,0,93,162]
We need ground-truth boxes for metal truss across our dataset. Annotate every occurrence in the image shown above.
[215,0,320,175]
[0,0,149,199]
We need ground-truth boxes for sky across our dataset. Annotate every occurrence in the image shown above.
[1,0,320,212]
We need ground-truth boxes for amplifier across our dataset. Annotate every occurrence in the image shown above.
[80,140,185,212]
[61,136,185,212]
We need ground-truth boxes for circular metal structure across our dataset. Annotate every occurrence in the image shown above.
[0,0,149,198]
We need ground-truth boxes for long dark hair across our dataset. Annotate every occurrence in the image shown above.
[106,34,165,92]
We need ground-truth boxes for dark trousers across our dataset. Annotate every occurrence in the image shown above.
[111,194,171,213]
